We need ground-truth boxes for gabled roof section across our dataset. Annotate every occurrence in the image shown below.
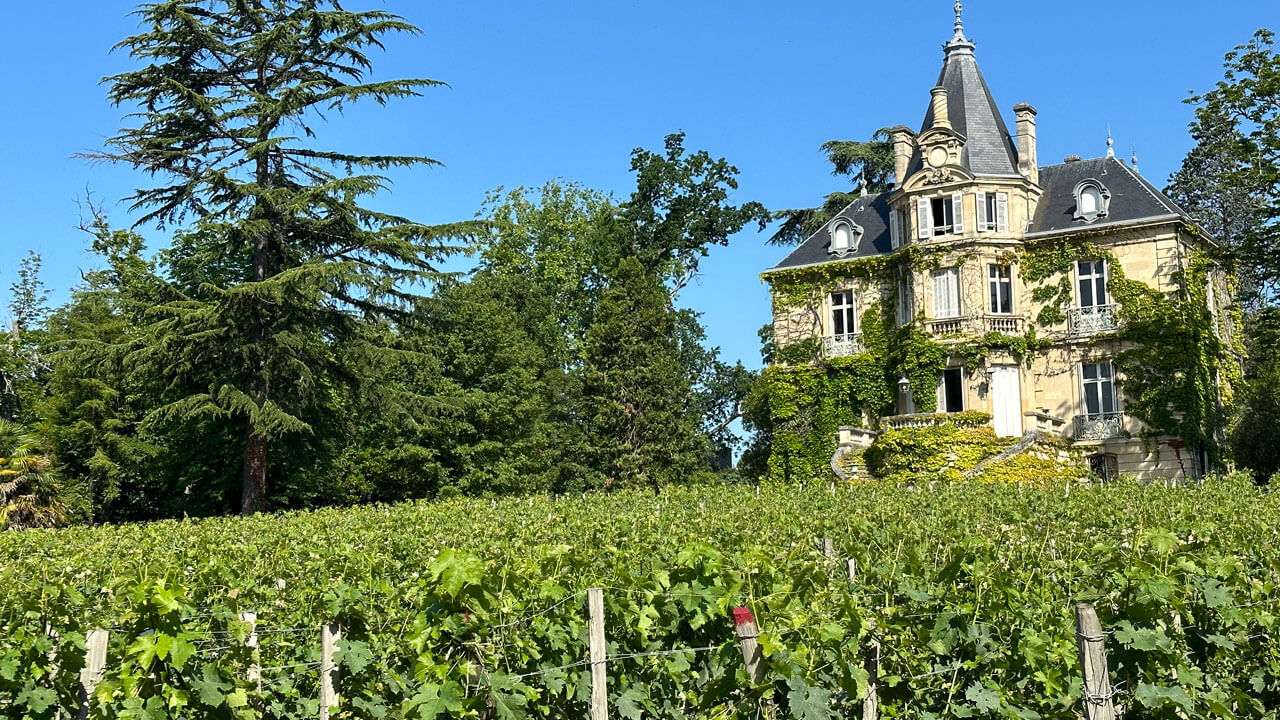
[907,43,1021,178]
[1028,156,1188,236]
[767,193,894,271]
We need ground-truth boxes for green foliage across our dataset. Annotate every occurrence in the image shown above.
[863,423,1010,482]
[3,478,1279,718]
[1,251,51,423]
[0,419,65,530]
[477,181,618,367]
[90,0,475,514]
[582,258,709,489]
[1231,344,1280,482]
[1020,240,1237,461]
[616,132,770,296]
[1189,29,1280,304]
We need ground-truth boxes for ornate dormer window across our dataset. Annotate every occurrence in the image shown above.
[1073,179,1111,223]
[829,220,862,256]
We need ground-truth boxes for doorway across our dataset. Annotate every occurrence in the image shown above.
[990,365,1023,437]
[938,368,964,413]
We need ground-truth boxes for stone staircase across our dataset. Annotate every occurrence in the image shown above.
[830,426,877,481]
[962,425,1054,476]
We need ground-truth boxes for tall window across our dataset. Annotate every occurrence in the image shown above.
[1077,259,1108,308]
[931,267,961,318]
[979,193,998,231]
[831,291,856,337]
[897,277,914,325]
[917,195,963,239]
[931,197,954,236]
[988,264,1013,314]
[1080,361,1117,417]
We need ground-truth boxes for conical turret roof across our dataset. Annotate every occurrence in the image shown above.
[908,13,1021,178]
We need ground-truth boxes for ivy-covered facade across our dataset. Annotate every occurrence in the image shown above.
[760,8,1241,483]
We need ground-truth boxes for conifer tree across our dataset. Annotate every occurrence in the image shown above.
[582,257,707,490]
[92,1,470,513]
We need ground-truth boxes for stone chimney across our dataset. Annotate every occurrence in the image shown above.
[889,125,915,188]
[930,86,951,130]
[1013,102,1038,184]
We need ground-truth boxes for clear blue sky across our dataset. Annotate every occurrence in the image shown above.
[1,0,1275,372]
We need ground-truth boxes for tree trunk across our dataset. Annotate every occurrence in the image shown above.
[240,427,267,514]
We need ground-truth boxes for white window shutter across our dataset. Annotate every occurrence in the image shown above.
[932,272,945,318]
[996,192,1009,232]
[889,208,900,249]
[976,191,988,230]
[951,192,964,233]
[948,268,960,316]
[917,198,931,240]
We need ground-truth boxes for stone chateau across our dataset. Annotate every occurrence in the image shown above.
[762,4,1237,481]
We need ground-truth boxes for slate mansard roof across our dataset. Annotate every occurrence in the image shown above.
[1028,156,1185,235]
[767,157,1191,272]
[768,192,896,271]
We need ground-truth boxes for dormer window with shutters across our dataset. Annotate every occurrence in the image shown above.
[917,193,964,239]
[975,191,1009,232]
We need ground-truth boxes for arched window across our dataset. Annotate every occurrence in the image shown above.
[1079,187,1100,215]
[829,220,862,255]
[1073,179,1111,222]
[832,222,852,253]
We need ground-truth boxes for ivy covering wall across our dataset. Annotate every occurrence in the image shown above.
[760,227,1242,482]
[1020,235,1243,464]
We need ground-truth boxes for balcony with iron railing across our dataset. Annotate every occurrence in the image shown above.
[1073,412,1126,441]
[1069,304,1119,335]
[822,333,864,358]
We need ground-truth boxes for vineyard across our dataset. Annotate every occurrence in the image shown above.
[2,476,1278,719]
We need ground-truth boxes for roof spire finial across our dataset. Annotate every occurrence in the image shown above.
[1131,145,1140,174]
[944,0,975,53]
[1106,125,1115,158]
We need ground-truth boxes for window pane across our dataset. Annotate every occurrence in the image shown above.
[1101,379,1115,413]
[1000,280,1012,314]
[989,281,999,314]
[1084,382,1101,415]
[1094,274,1107,305]
[1079,275,1094,307]
[1083,363,1098,380]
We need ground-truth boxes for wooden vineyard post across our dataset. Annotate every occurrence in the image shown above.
[733,607,766,684]
[822,537,835,559]
[1075,604,1117,720]
[863,639,880,720]
[77,629,109,720]
[847,557,858,583]
[587,587,608,720]
[241,611,261,690]
[319,623,341,720]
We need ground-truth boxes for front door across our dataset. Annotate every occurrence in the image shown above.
[991,365,1023,437]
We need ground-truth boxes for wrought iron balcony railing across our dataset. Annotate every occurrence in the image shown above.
[1073,412,1125,441]
[822,333,864,358]
[1069,304,1119,335]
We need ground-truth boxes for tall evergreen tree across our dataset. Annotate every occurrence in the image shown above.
[582,257,708,490]
[91,1,471,513]
[1165,105,1267,306]
[2,252,51,422]
[1188,29,1280,304]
